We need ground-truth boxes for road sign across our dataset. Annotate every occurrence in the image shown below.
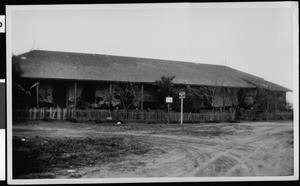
[179,92,185,124]
[179,92,186,99]
[166,97,173,103]
[165,97,173,123]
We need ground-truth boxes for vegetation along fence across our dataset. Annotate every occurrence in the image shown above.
[240,111,293,121]
[13,108,237,123]
[13,108,293,123]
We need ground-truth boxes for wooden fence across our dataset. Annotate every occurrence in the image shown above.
[13,108,234,123]
[13,108,293,123]
[241,111,293,121]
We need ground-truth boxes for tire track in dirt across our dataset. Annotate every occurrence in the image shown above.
[13,122,294,178]
[96,125,294,177]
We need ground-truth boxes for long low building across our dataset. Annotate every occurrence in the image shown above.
[13,50,291,111]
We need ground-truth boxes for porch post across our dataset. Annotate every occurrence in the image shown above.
[36,81,39,108]
[141,84,144,111]
[275,92,278,112]
[222,88,226,111]
[109,83,113,111]
[74,82,77,109]
[109,83,112,94]
[66,86,68,108]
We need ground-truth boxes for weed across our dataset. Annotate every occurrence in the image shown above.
[13,136,152,179]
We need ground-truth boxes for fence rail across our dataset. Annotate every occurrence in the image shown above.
[13,108,234,123]
[13,108,293,123]
[241,111,293,121]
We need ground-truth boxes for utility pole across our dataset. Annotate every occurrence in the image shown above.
[180,98,183,124]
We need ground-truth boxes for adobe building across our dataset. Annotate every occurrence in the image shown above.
[12,50,291,112]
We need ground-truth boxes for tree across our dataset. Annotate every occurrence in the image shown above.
[154,75,176,109]
[223,87,239,108]
[12,55,39,108]
[223,87,240,120]
[180,86,205,113]
[286,101,293,111]
[254,87,277,113]
[154,75,175,96]
[199,86,221,110]
[111,82,140,110]
[12,55,23,82]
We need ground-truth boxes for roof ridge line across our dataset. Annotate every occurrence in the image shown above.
[26,49,225,67]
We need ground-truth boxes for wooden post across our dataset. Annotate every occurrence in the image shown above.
[66,86,69,108]
[180,98,183,124]
[109,83,113,112]
[275,92,278,113]
[74,82,77,109]
[36,82,39,108]
[168,103,170,123]
[141,85,144,111]
[222,88,226,112]
[109,83,112,94]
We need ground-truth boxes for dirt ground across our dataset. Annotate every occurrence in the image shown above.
[12,120,294,178]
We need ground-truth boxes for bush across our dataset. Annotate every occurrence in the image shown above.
[67,118,78,123]
[146,121,159,124]
[206,120,221,123]
[93,119,103,123]
[42,118,52,122]
[227,120,240,123]
[184,120,200,124]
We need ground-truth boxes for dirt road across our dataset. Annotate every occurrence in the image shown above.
[13,121,294,178]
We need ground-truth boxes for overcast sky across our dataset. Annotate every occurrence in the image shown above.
[9,2,297,103]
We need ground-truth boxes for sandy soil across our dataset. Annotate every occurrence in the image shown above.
[13,121,294,178]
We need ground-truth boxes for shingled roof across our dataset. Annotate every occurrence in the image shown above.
[15,50,291,92]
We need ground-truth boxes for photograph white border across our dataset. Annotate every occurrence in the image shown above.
[6,2,299,185]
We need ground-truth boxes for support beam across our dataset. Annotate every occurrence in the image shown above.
[74,82,77,109]
[66,87,68,108]
[222,88,226,111]
[141,84,144,111]
[36,82,39,108]
[109,83,112,94]
[275,92,278,112]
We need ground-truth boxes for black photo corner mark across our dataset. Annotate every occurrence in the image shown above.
[0,33,5,80]
[0,84,4,129]
[0,13,5,80]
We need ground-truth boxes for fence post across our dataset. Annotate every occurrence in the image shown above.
[28,108,32,120]
[148,111,151,122]
[57,108,61,120]
[33,108,37,120]
[63,108,67,120]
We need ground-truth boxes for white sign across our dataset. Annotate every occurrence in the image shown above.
[165,97,173,103]
[179,92,186,99]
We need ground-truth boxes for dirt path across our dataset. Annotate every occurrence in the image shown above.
[13,121,294,178]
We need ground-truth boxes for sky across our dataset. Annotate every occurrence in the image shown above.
[9,2,297,103]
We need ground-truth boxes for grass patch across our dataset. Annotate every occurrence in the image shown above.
[151,127,235,137]
[147,124,254,137]
[13,135,152,179]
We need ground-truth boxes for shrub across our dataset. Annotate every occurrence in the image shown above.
[67,118,78,123]
[206,120,221,123]
[93,119,103,123]
[42,118,52,122]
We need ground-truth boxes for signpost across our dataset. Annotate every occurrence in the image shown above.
[166,97,173,123]
[179,92,185,124]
